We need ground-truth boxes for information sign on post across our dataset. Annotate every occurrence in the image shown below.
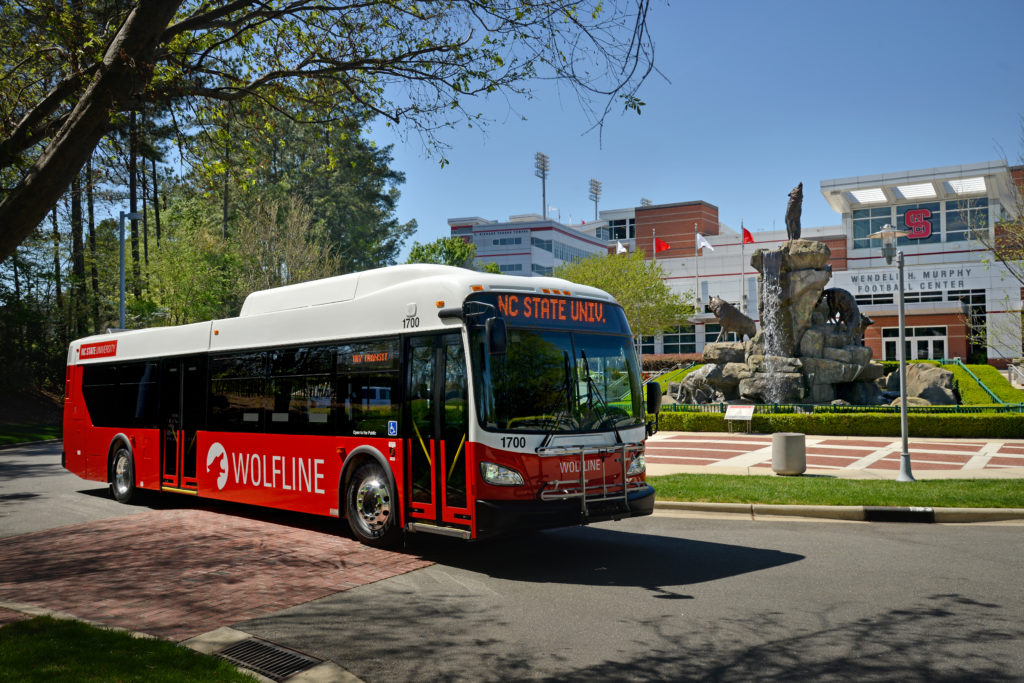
[724,404,755,433]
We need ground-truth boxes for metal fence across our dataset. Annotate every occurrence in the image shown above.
[659,402,1024,415]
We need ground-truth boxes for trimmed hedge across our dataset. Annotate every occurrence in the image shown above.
[654,409,1024,439]
[965,364,1024,403]
[942,363,989,404]
[652,363,703,392]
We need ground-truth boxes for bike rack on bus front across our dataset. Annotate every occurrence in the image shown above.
[535,442,646,519]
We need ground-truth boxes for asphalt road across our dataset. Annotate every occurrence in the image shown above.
[234,514,1024,682]
[4,442,1023,681]
[0,441,146,538]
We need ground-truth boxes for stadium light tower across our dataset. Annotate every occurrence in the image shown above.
[535,152,550,218]
[588,179,602,220]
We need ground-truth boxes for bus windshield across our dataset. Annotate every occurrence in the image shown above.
[467,295,645,434]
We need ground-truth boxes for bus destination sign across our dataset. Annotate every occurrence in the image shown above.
[469,292,630,333]
[497,294,606,325]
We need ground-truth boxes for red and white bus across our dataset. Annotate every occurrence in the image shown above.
[62,264,661,546]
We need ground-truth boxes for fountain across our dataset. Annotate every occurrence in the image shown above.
[677,186,885,405]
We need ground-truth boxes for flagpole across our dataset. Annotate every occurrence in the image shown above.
[740,220,746,316]
[694,221,700,312]
[652,227,657,262]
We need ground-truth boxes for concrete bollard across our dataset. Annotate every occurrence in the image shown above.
[772,432,806,476]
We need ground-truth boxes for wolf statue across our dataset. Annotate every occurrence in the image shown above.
[785,182,803,241]
[708,295,757,342]
[819,288,863,344]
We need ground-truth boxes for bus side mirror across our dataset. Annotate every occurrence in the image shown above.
[646,382,662,436]
[646,382,662,415]
[486,318,507,355]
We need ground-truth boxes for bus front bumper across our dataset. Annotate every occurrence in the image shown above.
[474,484,655,539]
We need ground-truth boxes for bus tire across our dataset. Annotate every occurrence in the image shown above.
[346,462,400,547]
[110,444,136,504]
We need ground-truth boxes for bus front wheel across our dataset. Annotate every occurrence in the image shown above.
[346,462,400,547]
[110,445,136,504]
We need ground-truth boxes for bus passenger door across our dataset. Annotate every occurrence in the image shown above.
[160,356,205,492]
[406,333,472,531]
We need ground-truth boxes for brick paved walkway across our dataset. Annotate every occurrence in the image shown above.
[0,509,431,641]
[646,433,1024,475]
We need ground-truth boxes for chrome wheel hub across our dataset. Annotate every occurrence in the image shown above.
[355,478,391,533]
[114,451,131,495]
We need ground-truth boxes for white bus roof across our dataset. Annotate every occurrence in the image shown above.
[68,264,619,365]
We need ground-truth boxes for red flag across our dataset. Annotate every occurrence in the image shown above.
[742,227,754,244]
[654,238,670,253]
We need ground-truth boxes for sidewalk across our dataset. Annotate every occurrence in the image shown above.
[645,431,1024,479]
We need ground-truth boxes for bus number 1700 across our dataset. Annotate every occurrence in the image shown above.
[501,436,526,449]
[403,316,420,329]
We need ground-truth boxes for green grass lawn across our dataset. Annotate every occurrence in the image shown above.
[0,616,255,682]
[0,424,61,447]
[649,473,1024,509]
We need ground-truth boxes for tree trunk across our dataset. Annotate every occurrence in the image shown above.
[141,145,149,266]
[223,116,230,239]
[0,0,184,262]
[52,207,63,312]
[152,157,161,245]
[86,157,100,332]
[71,171,86,337]
[129,110,141,296]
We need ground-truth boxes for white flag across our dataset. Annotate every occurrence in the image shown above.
[696,233,714,252]
[616,240,627,254]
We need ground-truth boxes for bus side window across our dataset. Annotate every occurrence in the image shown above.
[81,363,119,427]
[267,345,335,435]
[209,352,268,432]
[336,338,400,437]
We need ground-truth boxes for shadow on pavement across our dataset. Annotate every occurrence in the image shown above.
[551,593,1022,682]
[410,524,803,591]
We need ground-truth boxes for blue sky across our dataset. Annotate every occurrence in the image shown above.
[372,0,1024,254]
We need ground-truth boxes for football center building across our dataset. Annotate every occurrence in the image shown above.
[450,160,1024,366]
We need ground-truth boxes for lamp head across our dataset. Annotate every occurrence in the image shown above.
[867,223,908,266]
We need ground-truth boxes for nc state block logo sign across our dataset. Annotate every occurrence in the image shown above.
[904,209,932,239]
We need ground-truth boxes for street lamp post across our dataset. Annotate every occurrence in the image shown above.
[119,210,143,330]
[868,223,915,482]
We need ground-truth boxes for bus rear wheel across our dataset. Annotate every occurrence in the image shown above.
[346,462,400,547]
[111,445,136,504]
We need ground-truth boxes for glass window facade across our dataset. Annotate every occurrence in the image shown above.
[662,325,696,354]
[945,198,988,243]
[852,207,893,250]
[597,218,636,241]
[853,199,988,249]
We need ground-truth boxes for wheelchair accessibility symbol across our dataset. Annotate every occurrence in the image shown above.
[387,420,398,437]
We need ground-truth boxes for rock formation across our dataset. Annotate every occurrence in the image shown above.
[682,238,885,405]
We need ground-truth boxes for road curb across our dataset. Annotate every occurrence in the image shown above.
[654,500,1024,523]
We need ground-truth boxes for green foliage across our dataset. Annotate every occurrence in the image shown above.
[555,251,694,339]
[654,409,1024,438]
[943,363,996,405]
[188,101,416,273]
[0,424,61,446]
[406,237,478,268]
[649,473,1024,509]
[651,364,701,392]
[0,616,254,682]
[964,364,1024,403]
[134,196,237,326]
[0,0,655,261]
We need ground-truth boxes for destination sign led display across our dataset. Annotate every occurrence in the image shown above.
[470,293,630,333]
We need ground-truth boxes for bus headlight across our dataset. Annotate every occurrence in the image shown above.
[480,462,525,486]
[627,454,646,477]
